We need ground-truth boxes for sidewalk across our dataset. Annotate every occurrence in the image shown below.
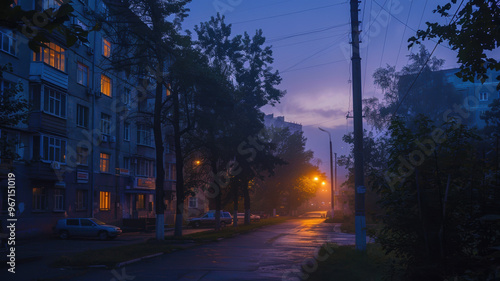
[0,227,210,281]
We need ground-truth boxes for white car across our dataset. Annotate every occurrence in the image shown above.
[237,213,261,222]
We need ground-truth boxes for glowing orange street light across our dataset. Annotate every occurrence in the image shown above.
[322,181,326,185]
[194,160,201,166]
[314,177,319,181]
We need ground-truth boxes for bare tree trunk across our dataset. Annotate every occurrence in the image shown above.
[233,183,238,227]
[243,182,251,225]
[211,157,222,230]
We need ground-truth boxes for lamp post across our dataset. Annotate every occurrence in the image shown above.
[319,127,334,219]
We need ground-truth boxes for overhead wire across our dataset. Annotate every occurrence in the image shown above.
[394,0,414,67]
[231,2,349,25]
[390,0,466,118]
[378,0,392,68]
[267,23,351,43]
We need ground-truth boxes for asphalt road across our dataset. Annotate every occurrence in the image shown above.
[55,218,368,281]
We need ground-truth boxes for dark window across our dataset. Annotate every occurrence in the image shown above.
[80,219,93,226]
[66,219,79,226]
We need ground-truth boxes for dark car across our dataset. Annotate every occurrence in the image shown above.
[54,218,122,240]
[188,211,233,228]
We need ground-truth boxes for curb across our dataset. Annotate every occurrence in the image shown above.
[116,252,164,268]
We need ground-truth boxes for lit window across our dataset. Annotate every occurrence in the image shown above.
[41,135,66,163]
[100,74,112,96]
[124,123,130,141]
[77,63,88,86]
[102,38,111,57]
[100,152,110,173]
[43,86,66,118]
[100,113,111,135]
[33,42,65,72]
[32,187,47,211]
[54,189,64,210]
[99,191,110,210]
[136,194,145,209]
[0,30,17,56]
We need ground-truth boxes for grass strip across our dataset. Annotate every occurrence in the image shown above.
[305,243,400,281]
[166,216,290,242]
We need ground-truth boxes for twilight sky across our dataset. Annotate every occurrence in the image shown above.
[181,0,463,183]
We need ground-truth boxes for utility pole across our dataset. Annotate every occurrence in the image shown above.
[334,152,337,214]
[319,128,335,219]
[350,0,366,251]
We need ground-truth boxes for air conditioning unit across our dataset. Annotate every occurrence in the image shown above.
[101,135,109,142]
[50,161,61,170]
[87,47,94,55]
[110,136,116,143]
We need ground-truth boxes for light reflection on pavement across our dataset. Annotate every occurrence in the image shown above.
[65,218,373,281]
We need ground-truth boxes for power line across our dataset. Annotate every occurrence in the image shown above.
[273,32,348,49]
[378,0,393,68]
[281,58,349,74]
[267,23,350,43]
[391,0,466,117]
[395,0,414,67]
[231,1,349,25]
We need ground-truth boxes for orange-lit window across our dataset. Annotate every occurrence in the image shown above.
[99,152,110,173]
[99,191,110,210]
[102,38,111,57]
[33,42,65,71]
[100,74,112,96]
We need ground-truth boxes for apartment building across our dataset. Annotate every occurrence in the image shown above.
[0,0,175,237]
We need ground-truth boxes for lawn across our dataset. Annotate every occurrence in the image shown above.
[305,243,400,281]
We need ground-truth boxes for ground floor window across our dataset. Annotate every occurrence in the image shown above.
[76,190,88,210]
[99,191,110,210]
[136,194,145,210]
[53,189,64,211]
[32,187,48,211]
[188,197,197,208]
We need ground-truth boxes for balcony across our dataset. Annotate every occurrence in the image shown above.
[29,62,68,89]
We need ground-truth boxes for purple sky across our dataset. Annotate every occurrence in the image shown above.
[181,0,464,183]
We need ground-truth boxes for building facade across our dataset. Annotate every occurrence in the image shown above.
[0,0,176,238]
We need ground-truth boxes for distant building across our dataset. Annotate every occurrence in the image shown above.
[440,68,500,129]
[264,114,302,133]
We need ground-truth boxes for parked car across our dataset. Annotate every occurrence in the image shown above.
[54,218,122,240]
[237,213,261,222]
[188,211,233,228]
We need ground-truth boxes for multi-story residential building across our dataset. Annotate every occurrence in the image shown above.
[0,0,176,238]
[264,114,302,133]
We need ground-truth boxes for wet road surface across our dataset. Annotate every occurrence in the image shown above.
[65,218,370,281]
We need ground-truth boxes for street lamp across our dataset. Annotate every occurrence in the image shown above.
[319,127,335,219]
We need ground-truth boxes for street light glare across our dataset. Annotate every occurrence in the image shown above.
[314,177,319,181]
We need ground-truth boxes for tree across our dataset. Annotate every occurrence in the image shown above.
[192,14,284,229]
[364,46,461,130]
[0,0,98,50]
[105,0,191,240]
[253,127,322,215]
[409,0,500,89]
[371,116,500,280]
